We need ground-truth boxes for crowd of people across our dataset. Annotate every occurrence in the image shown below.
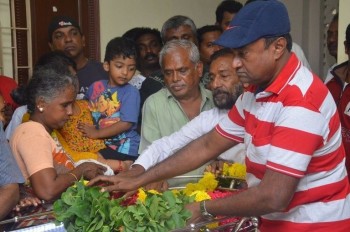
[1,0,350,231]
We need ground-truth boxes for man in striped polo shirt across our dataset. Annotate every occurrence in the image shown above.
[89,1,350,231]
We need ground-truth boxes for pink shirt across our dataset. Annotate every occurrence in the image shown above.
[10,121,74,180]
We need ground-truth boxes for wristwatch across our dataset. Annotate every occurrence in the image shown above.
[200,200,214,219]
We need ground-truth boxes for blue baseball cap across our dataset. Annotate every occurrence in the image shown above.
[214,0,290,48]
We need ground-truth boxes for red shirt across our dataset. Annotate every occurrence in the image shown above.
[0,75,18,109]
[326,61,350,181]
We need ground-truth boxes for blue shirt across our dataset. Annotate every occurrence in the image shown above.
[0,121,24,186]
[85,80,140,156]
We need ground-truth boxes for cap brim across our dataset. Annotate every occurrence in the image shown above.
[214,26,255,49]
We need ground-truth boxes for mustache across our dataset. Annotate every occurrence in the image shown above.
[213,89,229,97]
[144,53,157,60]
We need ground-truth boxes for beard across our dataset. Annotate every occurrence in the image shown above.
[213,84,243,110]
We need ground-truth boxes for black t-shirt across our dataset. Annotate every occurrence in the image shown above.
[76,60,109,99]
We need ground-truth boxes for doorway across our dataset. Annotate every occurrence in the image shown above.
[12,0,100,85]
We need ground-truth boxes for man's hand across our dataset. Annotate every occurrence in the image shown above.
[206,160,226,175]
[77,122,99,139]
[87,174,141,193]
[144,180,169,192]
[185,202,204,225]
[117,164,145,178]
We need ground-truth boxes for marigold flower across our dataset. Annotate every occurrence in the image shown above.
[190,190,211,202]
[137,188,147,203]
[222,163,246,179]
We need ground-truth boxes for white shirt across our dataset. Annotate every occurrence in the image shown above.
[128,73,146,90]
[291,42,311,71]
[134,107,246,171]
[324,63,337,84]
[5,105,27,140]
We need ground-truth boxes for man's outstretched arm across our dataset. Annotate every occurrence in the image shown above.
[89,129,238,192]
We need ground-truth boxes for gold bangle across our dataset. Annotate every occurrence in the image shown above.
[69,172,78,182]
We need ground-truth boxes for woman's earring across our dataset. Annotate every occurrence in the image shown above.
[38,106,44,112]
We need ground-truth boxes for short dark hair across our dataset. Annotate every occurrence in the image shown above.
[346,24,350,48]
[34,51,77,72]
[215,0,243,23]
[104,37,138,62]
[122,27,143,42]
[197,25,222,45]
[264,33,293,52]
[210,48,233,64]
[134,27,162,45]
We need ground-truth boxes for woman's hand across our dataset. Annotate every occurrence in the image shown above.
[14,196,42,212]
[76,162,107,180]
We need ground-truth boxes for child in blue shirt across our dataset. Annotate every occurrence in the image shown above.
[79,37,140,171]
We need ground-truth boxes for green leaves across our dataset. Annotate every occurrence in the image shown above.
[53,180,193,231]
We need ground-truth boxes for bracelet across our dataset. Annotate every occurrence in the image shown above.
[200,200,214,219]
[69,172,78,182]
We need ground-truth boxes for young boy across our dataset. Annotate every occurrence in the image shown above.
[79,37,140,170]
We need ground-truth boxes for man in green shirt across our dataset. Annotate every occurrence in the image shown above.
[139,39,214,187]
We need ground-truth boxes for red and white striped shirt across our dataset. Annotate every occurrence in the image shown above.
[216,53,350,231]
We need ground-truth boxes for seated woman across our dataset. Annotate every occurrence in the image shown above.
[10,67,106,202]
[6,51,127,172]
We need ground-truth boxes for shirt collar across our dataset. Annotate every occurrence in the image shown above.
[246,53,301,96]
[265,52,300,95]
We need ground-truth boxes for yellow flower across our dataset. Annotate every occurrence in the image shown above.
[137,188,147,203]
[183,183,198,195]
[190,190,211,202]
[183,172,218,196]
[198,172,218,191]
[148,189,161,195]
[222,163,246,179]
[171,189,180,196]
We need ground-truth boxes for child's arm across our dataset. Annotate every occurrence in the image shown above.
[78,121,133,139]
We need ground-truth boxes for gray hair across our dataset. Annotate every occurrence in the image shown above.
[27,68,78,113]
[159,39,200,68]
[161,15,197,42]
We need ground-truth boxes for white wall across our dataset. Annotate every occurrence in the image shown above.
[100,0,324,76]
[338,0,350,63]
[100,0,221,61]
